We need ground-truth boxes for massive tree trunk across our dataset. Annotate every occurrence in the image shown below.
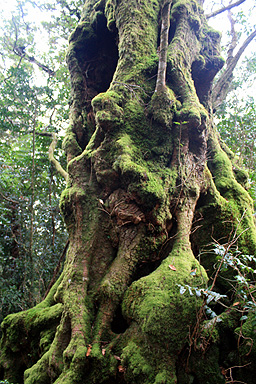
[1,0,256,383]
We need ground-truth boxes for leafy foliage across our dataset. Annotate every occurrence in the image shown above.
[214,244,256,323]
[0,0,84,323]
[217,95,256,206]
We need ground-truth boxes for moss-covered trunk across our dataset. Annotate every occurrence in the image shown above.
[1,0,256,383]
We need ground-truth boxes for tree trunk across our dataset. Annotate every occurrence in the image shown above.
[1,0,256,383]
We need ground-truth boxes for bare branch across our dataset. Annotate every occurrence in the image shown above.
[13,46,55,76]
[0,191,19,204]
[206,0,246,19]
[155,0,172,93]
[226,10,238,66]
[212,28,256,109]
[25,54,55,76]
[48,133,68,181]
[10,16,55,76]
[31,131,68,181]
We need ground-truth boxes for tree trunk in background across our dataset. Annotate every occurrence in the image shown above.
[1,0,256,383]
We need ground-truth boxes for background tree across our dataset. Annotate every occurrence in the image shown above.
[0,1,72,322]
[1,0,256,383]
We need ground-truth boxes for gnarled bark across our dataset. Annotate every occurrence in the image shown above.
[1,1,256,383]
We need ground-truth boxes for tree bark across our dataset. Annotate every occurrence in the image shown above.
[1,0,256,383]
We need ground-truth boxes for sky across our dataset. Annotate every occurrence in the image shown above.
[1,0,255,54]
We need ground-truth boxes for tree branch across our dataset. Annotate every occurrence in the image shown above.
[13,46,55,76]
[58,0,81,20]
[48,133,68,181]
[155,0,172,93]
[11,16,55,76]
[0,191,19,204]
[226,10,238,66]
[206,0,246,19]
[212,28,256,109]
[32,131,68,181]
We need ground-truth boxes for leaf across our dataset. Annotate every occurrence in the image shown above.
[179,285,186,295]
[169,264,176,271]
[86,344,92,357]
[190,268,197,276]
[186,285,193,296]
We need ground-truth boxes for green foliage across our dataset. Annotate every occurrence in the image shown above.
[0,0,86,323]
[0,380,15,384]
[214,244,256,322]
[0,129,67,322]
[217,96,256,207]
[201,242,256,327]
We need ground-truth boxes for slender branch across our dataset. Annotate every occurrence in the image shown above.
[206,0,246,19]
[0,191,19,204]
[155,0,172,93]
[24,101,37,298]
[34,131,52,137]
[28,131,68,180]
[49,166,56,249]
[11,16,55,76]
[13,47,55,76]
[48,133,68,181]
[226,10,238,66]
[212,28,256,109]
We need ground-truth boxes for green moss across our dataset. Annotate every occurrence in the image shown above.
[62,125,82,158]
[200,319,220,344]
[24,351,50,384]
[123,244,207,350]
[235,314,256,357]
[207,135,256,254]
[112,0,159,83]
[105,0,115,30]
[147,88,176,128]
[188,345,225,384]
[24,304,63,332]
[121,341,154,382]
[112,132,177,215]
[39,328,56,354]
[153,371,170,384]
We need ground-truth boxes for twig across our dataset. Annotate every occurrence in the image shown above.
[206,0,246,19]
[0,191,19,204]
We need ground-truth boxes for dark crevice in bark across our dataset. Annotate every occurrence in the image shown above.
[78,16,118,104]
[69,14,119,151]
[194,191,208,210]
[111,304,129,334]
[191,60,214,106]
[191,58,224,106]
[132,258,162,282]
